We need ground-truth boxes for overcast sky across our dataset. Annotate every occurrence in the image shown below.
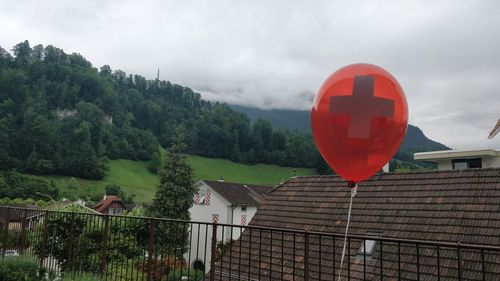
[1,0,499,149]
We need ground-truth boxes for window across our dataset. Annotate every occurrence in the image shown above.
[359,239,378,256]
[452,158,482,170]
[241,206,247,212]
[194,189,211,205]
[356,232,381,258]
[108,208,122,215]
[212,214,219,224]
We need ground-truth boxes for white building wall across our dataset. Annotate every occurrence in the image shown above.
[437,160,453,171]
[483,156,500,168]
[186,182,263,272]
[436,156,500,171]
[189,186,230,226]
[230,205,257,238]
[187,183,230,272]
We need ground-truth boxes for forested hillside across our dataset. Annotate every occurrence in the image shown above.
[0,41,323,181]
[230,104,450,169]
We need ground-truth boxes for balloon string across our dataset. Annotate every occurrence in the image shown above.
[337,184,357,281]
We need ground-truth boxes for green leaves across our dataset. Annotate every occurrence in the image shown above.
[149,150,194,255]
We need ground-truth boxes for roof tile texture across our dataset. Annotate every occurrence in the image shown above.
[202,180,273,205]
[211,168,500,280]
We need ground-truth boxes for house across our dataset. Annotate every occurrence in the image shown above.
[187,179,273,271]
[93,195,127,215]
[211,168,500,280]
[190,180,273,227]
[414,148,500,170]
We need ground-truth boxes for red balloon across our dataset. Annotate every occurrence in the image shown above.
[311,63,408,183]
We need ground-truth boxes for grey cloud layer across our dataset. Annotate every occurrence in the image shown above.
[1,0,499,149]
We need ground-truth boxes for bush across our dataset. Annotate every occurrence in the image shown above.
[0,255,41,281]
[61,273,101,281]
[137,256,185,281]
[164,269,203,281]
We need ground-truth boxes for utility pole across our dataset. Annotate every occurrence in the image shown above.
[36,192,56,205]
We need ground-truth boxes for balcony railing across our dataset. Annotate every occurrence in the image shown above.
[1,206,499,280]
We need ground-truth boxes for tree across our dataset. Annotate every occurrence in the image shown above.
[147,150,162,173]
[105,184,123,197]
[104,183,135,204]
[33,213,103,273]
[12,40,31,63]
[148,146,195,256]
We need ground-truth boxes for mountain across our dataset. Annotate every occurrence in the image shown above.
[229,104,450,166]
[401,125,449,152]
[230,104,312,133]
[0,40,323,185]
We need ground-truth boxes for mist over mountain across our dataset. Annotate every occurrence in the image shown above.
[229,104,450,154]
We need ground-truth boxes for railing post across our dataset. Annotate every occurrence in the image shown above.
[147,219,156,281]
[348,237,351,280]
[397,241,401,281]
[67,212,75,272]
[19,209,28,254]
[481,248,486,281]
[457,242,462,281]
[39,210,49,268]
[2,207,11,258]
[304,230,309,281]
[210,223,218,281]
[416,243,419,280]
[436,245,441,281]
[100,214,110,274]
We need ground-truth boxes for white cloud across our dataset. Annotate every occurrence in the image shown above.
[1,0,499,149]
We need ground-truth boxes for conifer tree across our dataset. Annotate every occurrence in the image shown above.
[149,141,195,255]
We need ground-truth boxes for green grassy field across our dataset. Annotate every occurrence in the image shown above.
[187,155,315,185]
[40,155,317,203]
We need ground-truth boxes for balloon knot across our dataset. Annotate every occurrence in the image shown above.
[347,181,356,188]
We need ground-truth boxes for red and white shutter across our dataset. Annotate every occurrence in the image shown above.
[194,190,210,205]
[194,193,201,204]
[241,215,247,225]
[212,214,219,224]
[204,192,211,205]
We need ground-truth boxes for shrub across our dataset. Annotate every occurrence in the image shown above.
[164,269,203,281]
[137,256,185,281]
[61,273,101,281]
[0,255,41,281]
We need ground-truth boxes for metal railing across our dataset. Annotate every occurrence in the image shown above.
[1,206,499,280]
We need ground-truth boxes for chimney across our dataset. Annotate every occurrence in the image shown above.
[218,176,224,182]
[382,162,390,173]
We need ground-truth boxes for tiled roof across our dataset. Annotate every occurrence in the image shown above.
[212,168,500,280]
[202,180,273,205]
[93,195,125,213]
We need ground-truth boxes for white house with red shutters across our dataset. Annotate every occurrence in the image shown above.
[186,179,273,271]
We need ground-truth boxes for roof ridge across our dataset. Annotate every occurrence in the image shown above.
[283,167,500,180]
[203,179,271,187]
[244,185,269,202]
